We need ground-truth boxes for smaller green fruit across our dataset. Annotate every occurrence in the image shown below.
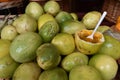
[44,0,60,16]
[82,11,101,29]
[55,11,73,24]
[1,25,18,41]
[61,52,88,71]
[97,25,110,33]
[25,2,44,20]
[70,13,78,20]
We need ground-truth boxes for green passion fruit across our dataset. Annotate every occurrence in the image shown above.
[61,52,89,72]
[69,65,103,80]
[60,20,86,34]
[38,67,68,80]
[12,14,37,34]
[39,20,59,43]
[97,35,120,60]
[82,11,101,29]
[36,43,61,70]
[1,25,18,41]
[0,39,11,58]
[44,0,60,16]
[0,54,20,78]
[75,29,105,55]
[55,11,73,24]
[10,32,42,63]
[89,54,118,80]
[25,2,44,20]
[51,33,75,55]
[12,62,41,80]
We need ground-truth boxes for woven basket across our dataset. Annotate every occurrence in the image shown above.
[0,0,23,10]
[102,0,120,23]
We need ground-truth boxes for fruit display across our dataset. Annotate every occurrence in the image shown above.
[0,1,120,80]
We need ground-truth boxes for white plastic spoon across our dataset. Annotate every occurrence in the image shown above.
[87,11,107,39]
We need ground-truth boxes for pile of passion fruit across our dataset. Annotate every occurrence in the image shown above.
[0,1,120,80]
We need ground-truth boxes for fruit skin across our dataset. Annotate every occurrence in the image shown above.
[25,2,44,20]
[89,54,118,80]
[61,52,88,72]
[10,32,42,63]
[60,20,86,34]
[44,0,60,16]
[39,21,59,43]
[97,35,120,60]
[39,67,68,80]
[0,54,20,78]
[82,11,101,29]
[51,33,75,55]
[69,65,103,80]
[75,30,105,55]
[12,62,41,80]
[55,11,73,24]
[1,25,18,41]
[70,13,78,21]
[97,25,110,33]
[36,43,61,70]
[38,13,55,31]
[0,39,11,58]
[12,14,37,34]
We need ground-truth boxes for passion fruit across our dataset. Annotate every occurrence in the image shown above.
[82,11,101,29]
[38,67,68,80]
[61,52,88,71]
[25,2,44,20]
[39,20,59,43]
[75,29,105,55]
[1,25,18,41]
[0,39,11,58]
[12,62,41,80]
[89,54,118,80]
[51,33,75,55]
[60,20,86,34]
[44,0,60,16]
[55,11,73,24]
[69,65,103,80]
[97,35,120,60]
[12,14,37,34]
[10,32,42,63]
[0,54,20,78]
[36,43,61,70]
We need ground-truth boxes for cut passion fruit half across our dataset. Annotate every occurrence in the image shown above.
[75,29,105,55]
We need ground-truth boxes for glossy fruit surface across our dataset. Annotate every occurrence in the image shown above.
[69,65,103,80]
[89,54,118,80]
[36,43,61,70]
[51,33,75,55]
[25,2,44,20]
[10,32,42,63]
[61,52,88,71]
[39,67,68,80]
